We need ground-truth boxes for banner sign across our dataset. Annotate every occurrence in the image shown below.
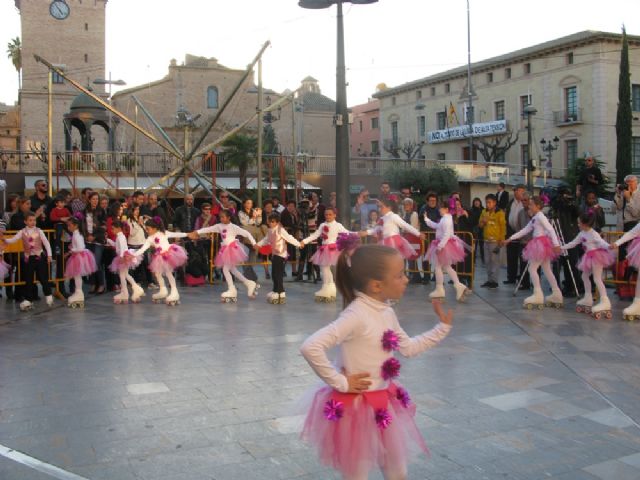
[427,119,507,144]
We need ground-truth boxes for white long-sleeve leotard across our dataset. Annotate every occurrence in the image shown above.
[615,222,640,247]
[424,213,455,250]
[562,229,609,252]
[4,227,52,257]
[132,231,187,257]
[196,222,256,246]
[507,211,560,246]
[69,229,88,253]
[302,220,350,245]
[300,293,451,393]
[366,211,421,239]
[107,231,129,257]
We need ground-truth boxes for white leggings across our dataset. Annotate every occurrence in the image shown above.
[342,464,407,480]
[582,264,607,299]
[321,265,333,285]
[118,269,139,293]
[434,261,460,287]
[154,272,177,293]
[222,265,249,290]
[528,260,560,293]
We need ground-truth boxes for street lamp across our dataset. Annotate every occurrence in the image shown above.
[540,136,559,175]
[523,104,537,193]
[299,0,378,226]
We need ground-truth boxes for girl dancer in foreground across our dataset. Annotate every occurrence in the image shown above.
[188,209,258,303]
[300,244,453,479]
[108,220,144,304]
[502,196,563,309]
[300,206,350,302]
[612,221,640,320]
[561,213,614,318]
[423,202,470,301]
[132,217,187,306]
[64,216,98,308]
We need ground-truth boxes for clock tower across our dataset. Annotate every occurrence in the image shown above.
[16,0,108,152]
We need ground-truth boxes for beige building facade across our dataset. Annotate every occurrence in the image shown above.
[374,31,640,180]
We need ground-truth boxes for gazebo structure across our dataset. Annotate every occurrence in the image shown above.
[63,93,116,151]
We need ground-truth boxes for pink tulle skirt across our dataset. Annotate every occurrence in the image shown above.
[627,238,640,269]
[577,248,615,272]
[0,258,9,279]
[149,244,188,274]
[310,244,340,266]
[522,236,559,262]
[382,235,418,260]
[108,251,143,274]
[214,240,249,267]
[65,250,98,278]
[301,383,428,477]
[424,237,467,266]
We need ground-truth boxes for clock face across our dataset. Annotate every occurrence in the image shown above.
[50,1,70,20]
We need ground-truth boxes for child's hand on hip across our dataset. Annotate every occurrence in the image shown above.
[344,371,371,393]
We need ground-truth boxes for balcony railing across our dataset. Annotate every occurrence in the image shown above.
[553,108,583,126]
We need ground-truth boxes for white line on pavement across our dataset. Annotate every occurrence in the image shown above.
[0,444,90,480]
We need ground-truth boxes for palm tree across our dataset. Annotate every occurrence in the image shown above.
[221,132,257,194]
[6,37,22,90]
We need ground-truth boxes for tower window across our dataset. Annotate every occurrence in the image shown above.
[85,23,89,31]
[84,54,88,63]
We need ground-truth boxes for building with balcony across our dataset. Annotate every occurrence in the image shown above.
[349,98,380,157]
[374,30,640,182]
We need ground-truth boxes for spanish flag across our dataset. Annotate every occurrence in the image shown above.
[448,102,460,126]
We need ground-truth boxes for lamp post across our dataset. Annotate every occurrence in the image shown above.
[540,136,559,174]
[523,104,537,193]
[299,0,378,226]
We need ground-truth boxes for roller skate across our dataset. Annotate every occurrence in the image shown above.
[429,285,446,299]
[113,290,129,304]
[545,290,564,309]
[45,295,54,307]
[19,300,33,312]
[152,287,168,303]
[278,292,287,304]
[454,282,471,302]
[245,280,258,299]
[130,284,145,303]
[221,287,238,303]
[165,290,180,306]
[267,291,279,304]
[623,298,640,321]
[67,290,85,309]
[315,283,337,303]
[523,289,544,310]
[575,294,593,314]
[591,296,612,320]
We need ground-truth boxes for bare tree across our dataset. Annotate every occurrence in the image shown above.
[383,140,424,160]
[473,131,519,162]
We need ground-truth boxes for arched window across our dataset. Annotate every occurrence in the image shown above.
[207,86,218,109]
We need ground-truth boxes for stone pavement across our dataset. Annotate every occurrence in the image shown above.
[1,271,640,480]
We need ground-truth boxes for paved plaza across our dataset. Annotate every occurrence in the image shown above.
[2,270,640,480]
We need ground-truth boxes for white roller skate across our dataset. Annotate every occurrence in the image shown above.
[523,289,544,310]
[575,294,593,314]
[130,284,145,303]
[19,299,33,312]
[221,287,237,303]
[454,282,471,302]
[591,296,612,320]
[278,292,286,304]
[165,290,180,306]
[152,287,168,303]
[623,298,640,321]
[45,295,54,307]
[545,290,564,309]
[113,290,129,305]
[245,280,258,299]
[315,283,336,303]
[267,291,279,304]
[429,285,446,299]
[67,290,85,309]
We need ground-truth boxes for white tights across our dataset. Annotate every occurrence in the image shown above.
[528,260,560,293]
[222,265,249,290]
[321,265,333,285]
[118,269,138,294]
[154,272,177,294]
[582,264,607,299]
[434,261,460,288]
[342,465,407,480]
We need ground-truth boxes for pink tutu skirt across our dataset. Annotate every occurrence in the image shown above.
[214,240,249,268]
[627,237,640,269]
[310,244,340,266]
[382,235,418,260]
[577,248,615,272]
[522,236,559,262]
[0,258,10,279]
[108,251,143,274]
[65,250,98,278]
[424,237,467,266]
[149,244,188,274]
[301,383,428,477]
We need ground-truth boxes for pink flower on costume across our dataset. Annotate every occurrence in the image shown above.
[396,387,411,408]
[375,408,392,429]
[323,399,344,422]
[381,330,399,352]
[381,357,401,380]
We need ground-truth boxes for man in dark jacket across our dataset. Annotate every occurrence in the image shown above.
[172,194,200,233]
[496,182,509,211]
[550,185,582,296]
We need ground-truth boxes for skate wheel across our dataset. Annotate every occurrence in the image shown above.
[537,304,544,310]
[555,304,563,309]
[605,311,612,319]
[593,312,602,320]
[279,299,286,304]
[576,306,583,313]
[232,298,237,303]
[315,297,321,302]
[525,304,533,310]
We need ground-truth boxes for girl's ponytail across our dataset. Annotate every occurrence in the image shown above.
[336,250,356,308]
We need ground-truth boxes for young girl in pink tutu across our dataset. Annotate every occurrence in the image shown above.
[423,202,470,302]
[188,209,258,302]
[362,198,423,260]
[300,206,351,302]
[131,217,188,306]
[107,220,144,304]
[64,216,98,308]
[300,243,453,480]
[612,221,640,319]
[503,196,563,309]
[561,213,614,318]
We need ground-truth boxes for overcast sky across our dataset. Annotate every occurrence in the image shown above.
[0,0,638,108]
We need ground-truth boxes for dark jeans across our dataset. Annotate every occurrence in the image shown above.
[87,243,105,288]
[23,254,52,300]
[506,241,524,282]
[271,255,285,293]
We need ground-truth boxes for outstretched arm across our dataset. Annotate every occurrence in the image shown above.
[396,300,453,358]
